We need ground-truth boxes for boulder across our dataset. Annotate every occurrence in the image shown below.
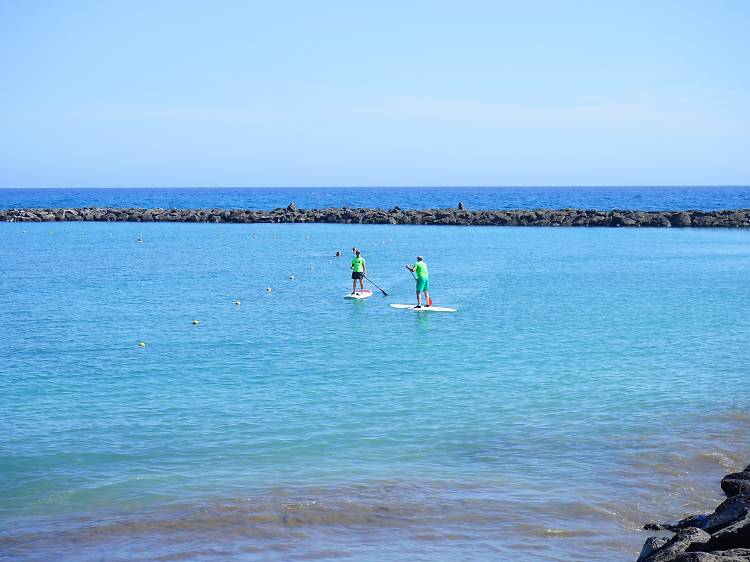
[701,493,750,534]
[638,527,711,562]
[672,549,750,561]
[722,470,750,498]
[701,509,750,551]
[670,212,692,227]
[639,537,670,560]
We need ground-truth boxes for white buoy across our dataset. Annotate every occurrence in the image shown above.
[234,300,241,305]
[192,320,200,325]
[266,287,272,292]
[138,341,146,347]
[289,275,295,280]
[309,266,314,270]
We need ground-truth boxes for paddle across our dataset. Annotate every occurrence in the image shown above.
[364,275,388,296]
[405,265,432,306]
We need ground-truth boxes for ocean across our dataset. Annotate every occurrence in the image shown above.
[1,186,750,211]
[1,188,749,561]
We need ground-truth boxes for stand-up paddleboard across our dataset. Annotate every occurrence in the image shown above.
[344,289,373,300]
[390,304,457,312]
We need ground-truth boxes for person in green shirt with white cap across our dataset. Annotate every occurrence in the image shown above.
[406,256,431,308]
[351,249,367,294]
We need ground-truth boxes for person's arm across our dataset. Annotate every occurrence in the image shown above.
[363,259,367,276]
[405,264,414,272]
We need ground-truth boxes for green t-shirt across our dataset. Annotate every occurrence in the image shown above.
[352,256,366,272]
[413,261,428,279]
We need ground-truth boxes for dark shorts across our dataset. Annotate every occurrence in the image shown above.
[352,272,364,280]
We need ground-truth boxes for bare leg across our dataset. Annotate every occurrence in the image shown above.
[416,291,421,307]
[424,290,431,306]
[359,278,365,291]
[352,279,356,294]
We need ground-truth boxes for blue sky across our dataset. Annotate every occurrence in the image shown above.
[0,0,748,187]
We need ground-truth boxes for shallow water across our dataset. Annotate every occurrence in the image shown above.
[1,222,749,561]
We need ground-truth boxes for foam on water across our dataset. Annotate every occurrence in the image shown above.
[1,221,749,561]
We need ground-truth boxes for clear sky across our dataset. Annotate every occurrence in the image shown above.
[1,0,748,187]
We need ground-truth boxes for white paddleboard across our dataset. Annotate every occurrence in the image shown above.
[390,304,457,312]
[344,289,373,299]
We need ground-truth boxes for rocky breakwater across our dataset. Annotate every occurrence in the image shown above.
[1,204,750,227]
[637,463,750,561]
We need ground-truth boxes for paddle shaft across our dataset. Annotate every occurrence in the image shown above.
[364,275,388,296]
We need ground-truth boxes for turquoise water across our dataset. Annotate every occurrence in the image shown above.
[1,221,749,561]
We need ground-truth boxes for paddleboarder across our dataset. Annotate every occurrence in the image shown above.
[406,256,431,308]
[351,250,366,294]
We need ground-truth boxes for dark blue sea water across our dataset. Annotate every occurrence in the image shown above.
[1,186,749,211]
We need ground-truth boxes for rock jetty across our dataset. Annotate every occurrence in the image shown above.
[637,463,750,561]
[1,206,749,227]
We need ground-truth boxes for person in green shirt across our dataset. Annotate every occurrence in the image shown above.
[351,249,367,294]
[406,256,431,308]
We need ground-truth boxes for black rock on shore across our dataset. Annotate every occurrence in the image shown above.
[637,464,750,561]
[1,206,750,227]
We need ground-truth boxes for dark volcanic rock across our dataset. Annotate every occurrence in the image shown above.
[722,468,750,498]
[637,527,711,562]
[639,468,750,561]
[670,212,692,227]
[701,508,750,551]
[639,537,671,560]
[2,207,749,228]
[672,549,750,561]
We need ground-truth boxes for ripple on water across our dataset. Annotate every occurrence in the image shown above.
[1,222,749,561]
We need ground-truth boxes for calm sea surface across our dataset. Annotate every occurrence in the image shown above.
[1,186,749,211]
[1,189,749,561]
